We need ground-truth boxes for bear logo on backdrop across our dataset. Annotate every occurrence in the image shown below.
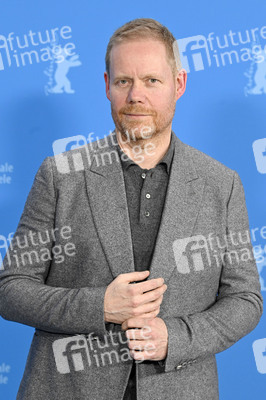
[44,36,82,95]
[0,26,82,95]
[244,36,266,96]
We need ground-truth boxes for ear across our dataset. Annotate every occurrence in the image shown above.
[175,69,187,100]
[104,71,111,101]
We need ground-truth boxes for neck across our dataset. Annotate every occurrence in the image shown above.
[115,127,172,170]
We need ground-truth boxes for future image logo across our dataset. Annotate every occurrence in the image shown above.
[0,235,6,270]
[176,25,266,74]
[52,129,156,174]
[172,235,211,274]
[252,138,266,174]
[53,335,92,374]
[52,135,92,174]
[256,248,266,291]
[0,233,13,270]
[253,338,266,374]
[177,35,211,72]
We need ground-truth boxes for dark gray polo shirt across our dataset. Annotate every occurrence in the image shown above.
[117,131,175,272]
[117,131,176,400]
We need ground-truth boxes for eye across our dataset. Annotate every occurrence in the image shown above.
[148,78,159,83]
[116,79,128,86]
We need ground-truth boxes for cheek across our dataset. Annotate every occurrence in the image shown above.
[152,87,176,112]
[153,99,173,115]
[110,93,126,111]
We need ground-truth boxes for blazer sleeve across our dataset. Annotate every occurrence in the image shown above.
[0,157,108,337]
[161,170,263,373]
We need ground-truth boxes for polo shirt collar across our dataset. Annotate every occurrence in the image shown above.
[117,130,175,174]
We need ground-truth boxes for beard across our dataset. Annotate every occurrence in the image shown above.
[111,100,176,144]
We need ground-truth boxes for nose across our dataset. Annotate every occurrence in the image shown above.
[126,80,145,103]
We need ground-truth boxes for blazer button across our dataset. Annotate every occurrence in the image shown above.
[175,365,182,370]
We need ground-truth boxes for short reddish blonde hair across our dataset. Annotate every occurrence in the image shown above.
[105,18,182,79]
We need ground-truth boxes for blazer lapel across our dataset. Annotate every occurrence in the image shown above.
[84,131,135,279]
[148,134,206,283]
[84,130,206,284]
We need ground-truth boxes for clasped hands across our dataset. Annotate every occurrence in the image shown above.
[104,270,168,362]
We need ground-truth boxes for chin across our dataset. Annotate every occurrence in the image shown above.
[120,123,156,140]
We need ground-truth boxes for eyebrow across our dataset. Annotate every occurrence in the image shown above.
[113,73,164,81]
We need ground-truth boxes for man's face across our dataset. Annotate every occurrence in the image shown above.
[104,39,186,141]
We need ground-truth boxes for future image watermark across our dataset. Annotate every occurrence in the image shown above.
[0,25,81,96]
[52,128,156,174]
[175,26,266,96]
[0,225,76,270]
[172,225,266,275]
[0,26,76,71]
[52,327,155,374]
[252,138,266,174]
[253,338,266,374]
[176,25,266,73]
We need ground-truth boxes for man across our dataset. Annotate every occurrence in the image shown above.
[0,18,263,400]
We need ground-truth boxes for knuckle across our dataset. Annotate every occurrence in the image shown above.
[158,296,163,305]
[153,301,159,311]
[131,308,138,316]
[131,297,139,308]
[128,341,134,349]
[160,286,166,294]
[153,292,159,301]
[156,278,163,287]
[152,292,158,299]
[127,286,134,296]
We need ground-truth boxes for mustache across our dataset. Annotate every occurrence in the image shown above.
[119,106,156,115]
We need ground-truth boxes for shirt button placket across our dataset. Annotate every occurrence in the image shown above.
[143,173,151,219]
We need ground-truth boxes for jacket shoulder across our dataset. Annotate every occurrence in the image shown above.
[183,141,236,183]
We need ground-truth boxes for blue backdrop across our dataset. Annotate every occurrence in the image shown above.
[0,1,266,398]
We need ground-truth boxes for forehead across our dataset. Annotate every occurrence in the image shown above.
[110,39,170,75]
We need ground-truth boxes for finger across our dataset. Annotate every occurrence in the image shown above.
[130,347,157,361]
[122,317,148,330]
[134,278,165,294]
[126,329,152,341]
[133,295,163,315]
[127,340,150,350]
[136,309,160,320]
[118,270,150,283]
[136,285,167,307]
[121,309,159,332]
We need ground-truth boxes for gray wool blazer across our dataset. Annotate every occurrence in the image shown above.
[0,131,263,400]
